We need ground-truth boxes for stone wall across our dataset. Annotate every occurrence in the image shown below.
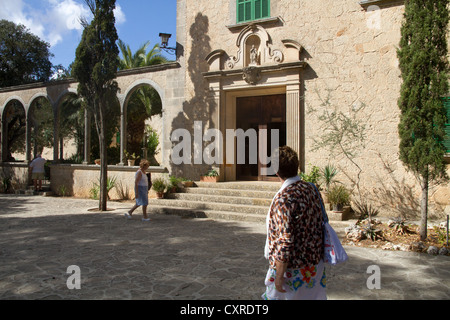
[0,163,30,192]
[49,164,168,200]
[179,0,450,218]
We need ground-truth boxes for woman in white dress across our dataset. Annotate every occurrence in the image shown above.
[125,159,151,221]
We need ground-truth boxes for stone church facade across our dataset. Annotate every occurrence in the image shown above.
[171,0,450,218]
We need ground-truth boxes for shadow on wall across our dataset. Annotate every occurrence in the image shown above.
[370,153,420,219]
[170,13,217,180]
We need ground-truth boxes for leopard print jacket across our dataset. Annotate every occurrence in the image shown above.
[268,180,324,269]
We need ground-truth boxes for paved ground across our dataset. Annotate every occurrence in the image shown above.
[0,194,448,300]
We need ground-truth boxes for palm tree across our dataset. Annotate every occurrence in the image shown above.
[118,39,147,70]
[118,39,166,163]
[118,39,168,70]
[140,42,168,66]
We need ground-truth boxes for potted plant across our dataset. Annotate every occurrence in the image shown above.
[327,184,351,212]
[200,169,219,182]
[168,175,182,193]
[320,164,340,209]
[124,150,137,166]
[152,177,167,199]
[181,177,194,188]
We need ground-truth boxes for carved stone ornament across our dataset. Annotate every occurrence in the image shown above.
[242,66,261,85]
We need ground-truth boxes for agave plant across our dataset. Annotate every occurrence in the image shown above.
[321,164,340,193]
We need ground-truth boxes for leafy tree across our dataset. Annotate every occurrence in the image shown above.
[0,20,53,87]
[72,0,120,211]
[397,0,449,240]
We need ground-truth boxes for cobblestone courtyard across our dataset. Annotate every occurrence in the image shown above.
[0,195,449,300]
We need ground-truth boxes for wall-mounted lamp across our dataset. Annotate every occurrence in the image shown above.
[159,33,176,55]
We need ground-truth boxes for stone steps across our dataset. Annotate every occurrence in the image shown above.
[149,181,278,222]
[148,181,350,223]
[15,182,53,196]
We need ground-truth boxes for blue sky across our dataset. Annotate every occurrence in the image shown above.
[0,0,177,68]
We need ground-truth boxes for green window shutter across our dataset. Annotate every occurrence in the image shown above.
[442,97,450,153]
[237,0,270,23]
[261,0,270,18]
[255,0,262,19]
[245,1,252,21]
[237,0,246,23]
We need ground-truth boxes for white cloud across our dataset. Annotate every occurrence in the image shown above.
[0,0,126,46]
[114,4,126,25]
[0,0,46,40]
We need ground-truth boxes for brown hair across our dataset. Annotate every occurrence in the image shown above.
[277,146,299,180]
[139,159,150,169]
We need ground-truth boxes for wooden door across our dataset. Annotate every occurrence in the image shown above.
[236,94,286,181]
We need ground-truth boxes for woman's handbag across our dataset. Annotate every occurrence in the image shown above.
[311,183,348,265]
[146,173,152,190]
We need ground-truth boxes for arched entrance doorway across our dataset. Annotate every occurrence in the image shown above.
[236,93,286,181]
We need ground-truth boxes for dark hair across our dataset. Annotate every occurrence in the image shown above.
[277,146,299,180]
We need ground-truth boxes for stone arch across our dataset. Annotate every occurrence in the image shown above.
[2,96,26,115]
[121,79,164,166]
[2,98,27,161]
[55,91,83,162]
[54,88,78,109]
[122,79,165,109]
[29,93,53,111]
[28,95,54,160]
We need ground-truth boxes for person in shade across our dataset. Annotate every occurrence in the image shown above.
[262,146,326,300]
[29,154,46,191]
[125,159,151,222]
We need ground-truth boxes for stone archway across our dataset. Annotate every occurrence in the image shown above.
[0,62,181,168]
[2,98,26,162]
[120,78,166,166]
[28,96,54,160]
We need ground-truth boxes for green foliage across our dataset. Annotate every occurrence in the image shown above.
[204,169,219,177]
[364,227,383,242]
[145,126,160,156]
[397,0,449,183]
[0,19,53,87]
[432,226,448,246]
[397,0,449,240]
[308,90,367,207]
[58,185,68,197]
[118,39,168,70]
[299,165,321,186]
[327,185,351,207]
[168,175,182,192]
[388,218,410,235]
[72,0,120,210]
[321,164,340,192]
[152,177,167,193]
[353,200,379,220]
[124,150,137,160]
[90,176,117,200]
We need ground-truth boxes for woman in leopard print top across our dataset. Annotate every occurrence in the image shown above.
[263,146,327,300]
